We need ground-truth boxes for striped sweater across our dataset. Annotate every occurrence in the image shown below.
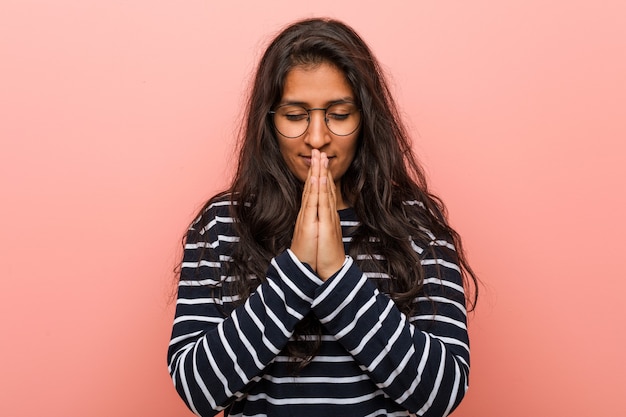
[168,197,470,417]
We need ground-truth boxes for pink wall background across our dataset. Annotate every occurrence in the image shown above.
[1,1,625,416]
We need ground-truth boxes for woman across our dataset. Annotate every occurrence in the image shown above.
[168,18,478,417]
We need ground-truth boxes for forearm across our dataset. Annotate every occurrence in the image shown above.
[168,250,322,415]
[311,256,470,416]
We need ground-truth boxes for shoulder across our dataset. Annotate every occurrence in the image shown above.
[400,199,459,261]
[189,192,238,241]
[400,198,444,239]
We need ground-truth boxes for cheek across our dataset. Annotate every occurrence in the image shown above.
[344,135,359,164]
[277,140,293,164]
[278,142,307,181]
[333,139,359,178]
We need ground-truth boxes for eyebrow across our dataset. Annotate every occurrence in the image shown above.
[276,97,356,107]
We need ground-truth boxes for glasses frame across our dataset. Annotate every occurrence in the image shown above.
[269,102,361,139]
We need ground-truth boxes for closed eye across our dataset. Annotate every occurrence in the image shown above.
[284,113,308,122]
[327,112,350,121]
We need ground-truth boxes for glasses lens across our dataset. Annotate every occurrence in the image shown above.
[273,105,309,138]
[325,103,360,136]
[272,103,361,138]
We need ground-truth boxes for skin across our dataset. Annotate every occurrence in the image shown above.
[277,63,360,280]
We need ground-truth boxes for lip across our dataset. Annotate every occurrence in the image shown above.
[300,155,335,167]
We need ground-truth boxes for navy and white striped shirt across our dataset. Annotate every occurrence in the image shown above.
[168,197,470,417]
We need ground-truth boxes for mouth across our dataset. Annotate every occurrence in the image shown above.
[301,155,335,167]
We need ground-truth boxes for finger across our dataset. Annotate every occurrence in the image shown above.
[306,150,320,211]
[310,149,321,185]
[319,153,340,221]
[325,158,337,212]
[318,153,332,221]
[299,154,314,207]
[296,153,319,224]
[292,160,319,268]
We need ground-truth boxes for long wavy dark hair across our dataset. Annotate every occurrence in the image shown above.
[188,18,478,368]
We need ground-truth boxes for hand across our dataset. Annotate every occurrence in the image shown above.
[315,151,346,279]
[290,150,345,280]
[290,150,320,272]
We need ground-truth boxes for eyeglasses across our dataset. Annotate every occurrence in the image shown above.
[269,102,361,138]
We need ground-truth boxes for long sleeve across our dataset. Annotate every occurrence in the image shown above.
[310,238,469,417]
[167,200,471,417]
[167,201,324,416]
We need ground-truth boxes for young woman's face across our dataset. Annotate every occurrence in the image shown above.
[275,63,360,192]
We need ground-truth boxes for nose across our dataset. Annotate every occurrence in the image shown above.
[303,109,331,149]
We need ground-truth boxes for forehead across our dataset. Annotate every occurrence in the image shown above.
[280,63,355,106]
